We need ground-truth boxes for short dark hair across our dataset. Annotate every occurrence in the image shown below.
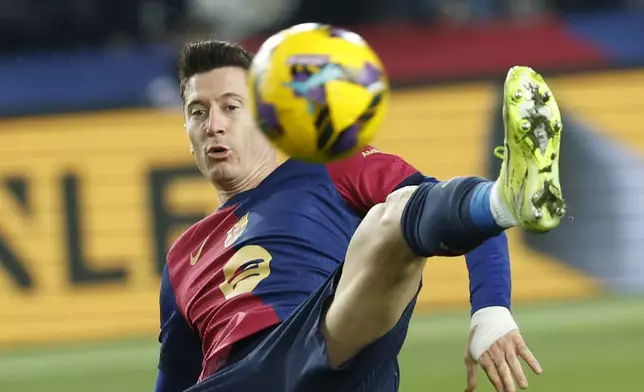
[178,40,253,101]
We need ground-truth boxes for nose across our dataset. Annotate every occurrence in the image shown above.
[206,108,227,136]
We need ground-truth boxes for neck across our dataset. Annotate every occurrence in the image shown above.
[215,159,279,206]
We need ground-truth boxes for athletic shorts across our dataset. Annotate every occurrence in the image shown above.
[185,268,417,392]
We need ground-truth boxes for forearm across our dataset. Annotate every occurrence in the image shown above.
[465,232,512,314]
[465,233,519,360]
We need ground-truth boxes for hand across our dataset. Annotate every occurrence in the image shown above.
[464,329,542,392]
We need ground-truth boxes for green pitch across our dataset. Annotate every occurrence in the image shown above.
[1,296,642,392]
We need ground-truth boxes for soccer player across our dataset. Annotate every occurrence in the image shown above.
[154,41,565,392]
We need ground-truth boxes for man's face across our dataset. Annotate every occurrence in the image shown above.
[183,66,272,185]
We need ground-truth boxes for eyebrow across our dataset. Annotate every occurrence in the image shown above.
[221,92,244,102]
[186,92,244,109]
[185,99,206,109]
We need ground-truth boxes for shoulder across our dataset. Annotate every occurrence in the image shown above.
[324,146,420,213]
[326,146,418,185]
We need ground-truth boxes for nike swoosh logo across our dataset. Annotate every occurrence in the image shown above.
[190,234,212,266]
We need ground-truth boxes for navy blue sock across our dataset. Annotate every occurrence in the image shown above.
[401,177,505,257]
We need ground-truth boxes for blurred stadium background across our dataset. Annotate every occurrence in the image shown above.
[1,0,644,391]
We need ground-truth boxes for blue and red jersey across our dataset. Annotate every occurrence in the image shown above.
[157,146,511,389]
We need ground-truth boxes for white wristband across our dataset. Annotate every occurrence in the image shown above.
[469,306,519,361]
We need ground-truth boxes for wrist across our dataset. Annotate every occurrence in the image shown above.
[469,306,518,360]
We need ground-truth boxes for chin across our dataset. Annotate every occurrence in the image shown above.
[206,164,238,184]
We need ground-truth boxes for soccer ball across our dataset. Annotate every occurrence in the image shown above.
[248,23,389,163]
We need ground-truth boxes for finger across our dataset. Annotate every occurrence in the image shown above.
[505,345,528,389]
[490,345,516,392]
[465,358,478,392]
[479,353,505,392]
[515,338,543,375]
[465,328,478,392]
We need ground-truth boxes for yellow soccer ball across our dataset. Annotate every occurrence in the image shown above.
[248,23,389,163]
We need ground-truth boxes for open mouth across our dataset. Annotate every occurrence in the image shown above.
[206,145,231,160]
